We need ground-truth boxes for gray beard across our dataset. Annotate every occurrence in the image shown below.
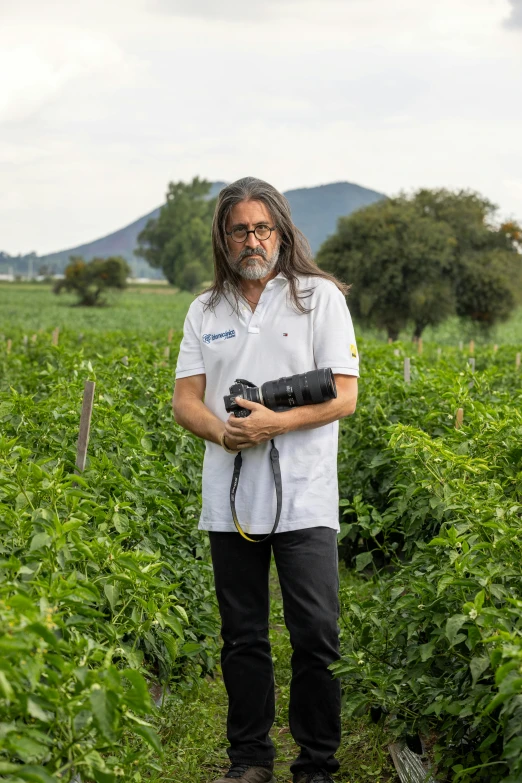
[230,243,280,280]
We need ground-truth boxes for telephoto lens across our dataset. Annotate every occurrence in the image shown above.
[224,368,337,418]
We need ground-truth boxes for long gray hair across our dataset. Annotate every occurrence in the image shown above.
[203,176,348,313]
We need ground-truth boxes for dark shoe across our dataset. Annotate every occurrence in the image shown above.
[212,764,276,783]
[293,771,334,783]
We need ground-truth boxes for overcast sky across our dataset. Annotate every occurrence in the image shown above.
[1,0,521,255]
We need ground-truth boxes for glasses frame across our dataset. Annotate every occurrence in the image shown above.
[225,225,277,243]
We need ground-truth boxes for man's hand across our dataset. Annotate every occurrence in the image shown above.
[223,397,286,450]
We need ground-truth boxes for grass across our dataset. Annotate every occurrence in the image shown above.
[2,283,522,346]
[0,283,194,333]
[149,562,398,783]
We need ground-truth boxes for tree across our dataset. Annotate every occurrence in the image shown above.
[410,189,522,329]
[316,199,456,340]
[317,189,522,339]
[54,256,130,306]
[135,177,216,290]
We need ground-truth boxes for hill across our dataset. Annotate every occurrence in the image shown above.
[7,181,385,278]
[284,181,385,255]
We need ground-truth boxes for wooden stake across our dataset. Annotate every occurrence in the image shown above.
[468,358,475,372]
[493,344,498,353]
[6,339,12,355]
[52,327,60,346]
[417,338,423,355]
[437,347,442,359]
[387,337,393,344]
[75,380,96,473]
[389,743,437,783]
[455,408,464,429]
[167,328,174,344]
[31,334,37,343]
[459,341,463,351]
[516,352,521,370]
[404,357,411,383]
[164,346,170,360]
[23,335,28,346]
[469,340,475,355]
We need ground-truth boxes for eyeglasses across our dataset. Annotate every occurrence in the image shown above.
[226,225,277,243]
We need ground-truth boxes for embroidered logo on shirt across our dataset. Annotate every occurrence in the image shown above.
[350,343,358,358]
[283,333,288,336]
[202,329,236,344]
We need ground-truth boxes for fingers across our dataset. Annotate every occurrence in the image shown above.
[224,421,257,449]
[226,417,248,433]
[224,433,254,451]
[234,396,263,411]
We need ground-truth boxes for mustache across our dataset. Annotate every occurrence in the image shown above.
[236,246,268,263]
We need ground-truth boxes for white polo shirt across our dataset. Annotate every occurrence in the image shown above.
[175,273,359,534]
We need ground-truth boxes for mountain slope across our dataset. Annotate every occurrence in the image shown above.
[38,180,385,276]
[284,181,385,254]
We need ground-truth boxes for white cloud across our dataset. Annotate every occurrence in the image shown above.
[505,0,522,27]
[0,0,521,254]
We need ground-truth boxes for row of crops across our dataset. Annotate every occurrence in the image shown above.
[335,344,522,783]
[0,330,219,782]
[1,328,522,782]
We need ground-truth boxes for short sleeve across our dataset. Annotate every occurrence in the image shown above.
[312,281,359,377]
[175,300,206,379]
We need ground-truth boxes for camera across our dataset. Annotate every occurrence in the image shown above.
[224,368,337,418]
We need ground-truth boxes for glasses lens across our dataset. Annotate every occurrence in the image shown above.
[231,228,247,242]
[255,225,271,240]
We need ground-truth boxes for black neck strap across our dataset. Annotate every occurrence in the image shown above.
[229,439,282,543]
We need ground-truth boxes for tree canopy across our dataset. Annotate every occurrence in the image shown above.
[53,256,130,306]
[316,188,522,339]
[135,177,216,290]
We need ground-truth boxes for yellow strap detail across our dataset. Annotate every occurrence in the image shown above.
[231,507,260,542]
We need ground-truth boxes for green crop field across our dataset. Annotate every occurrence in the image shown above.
[1,286,522,783]
[0,284,195,334]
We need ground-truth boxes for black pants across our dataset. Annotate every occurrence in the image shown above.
[209,527,341,775]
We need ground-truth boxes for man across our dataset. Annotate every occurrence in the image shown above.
[173,177,359,783]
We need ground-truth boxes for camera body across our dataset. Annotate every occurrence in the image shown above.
[223,369,337,418]
[223,380,262,418]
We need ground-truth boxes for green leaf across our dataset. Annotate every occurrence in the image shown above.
[0,763,20,774]
[140,436,153,451]
[474,590,485,611]
[337,523,353,543]
[122,669,152,712]
[26,623,58,648]
[173,605,189,624]
[27,698,53,722]
[445,614,467,646]
[112,512,129,533]
[0,670,14,700]
[419,642,436,662]
[14,766,58,783]
[90,687,118,743]
[132,723,163,755]
[30,532,52,551]
[390,586,405,601]
[355,551,373,572]
[92,770,116,783]
[162,613,184,638]
[7,735,49,762]
[104,583,120,612]
[470,655,490,687]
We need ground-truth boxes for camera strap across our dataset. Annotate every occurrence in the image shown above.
[229,439,282,543]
